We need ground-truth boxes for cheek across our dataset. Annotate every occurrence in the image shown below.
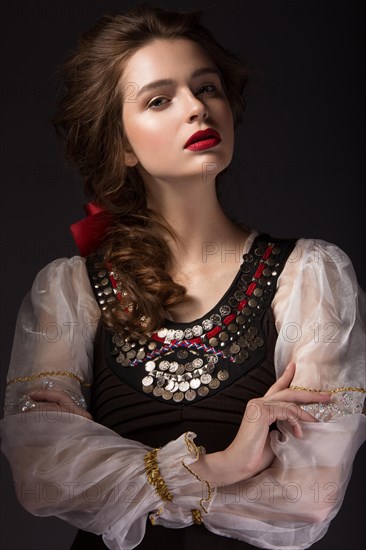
[127,119,171,159]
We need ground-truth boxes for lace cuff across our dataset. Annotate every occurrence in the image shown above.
[145,432,216,528]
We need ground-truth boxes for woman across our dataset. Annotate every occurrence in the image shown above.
[1,3,365,550]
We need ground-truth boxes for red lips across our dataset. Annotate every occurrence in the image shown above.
[184,128,221,148]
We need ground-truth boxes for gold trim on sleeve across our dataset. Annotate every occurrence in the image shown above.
[144,448,173,502]
[181,460,213,513]
[290,385,366,393]
[182,434,213,514]
[6,371,91,387]
[191,509,203,525]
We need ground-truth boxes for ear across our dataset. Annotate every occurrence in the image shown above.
[123,138,139,167]
[124,150,139,167]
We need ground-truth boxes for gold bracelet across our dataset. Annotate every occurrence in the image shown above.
[144,448,173,502]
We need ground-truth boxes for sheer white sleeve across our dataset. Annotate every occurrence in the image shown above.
[151,239,366,549]
[0,258,211,550]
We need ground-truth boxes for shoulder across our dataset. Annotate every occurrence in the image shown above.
[29,256,100,318]
[32,256,88,291]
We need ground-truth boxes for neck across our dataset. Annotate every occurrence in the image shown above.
[144,175,249,268]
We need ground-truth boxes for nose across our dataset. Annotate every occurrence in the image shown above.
[184,90,208,122]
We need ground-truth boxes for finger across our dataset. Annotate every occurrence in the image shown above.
[29,389,77,406]
[266,388,332,404]
[265,362,296,396]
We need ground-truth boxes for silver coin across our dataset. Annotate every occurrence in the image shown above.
[176,365,185,375]
[143,385,153,393]
[136,350,146,360]
[173,391,184,402]
[177,349,188,359]
[184,362,195,372]
[100,278,109,286]
[165,380,175,391]
[219,305,231,316]
[142,376,153,387]
[201,373,212,384]
[116,353,125,363]
[122,359,131,367]
[184,328,194,339]
[235,351,249,364]
[159,360,170,371]
[228,297,238,307]
[192,325,203,337]
[153,386,164,396]
[145,361,156,372]
[206,354,218,364]
[165,329,175,341]
[174,329,185,340]
[139,336,148,345]
[157,376,165,387]
[229,344,240,354]
[148,341,157,350]
[122,343,132,352]
[243,306,251,316]
[228,323,238,333]
[157,328,168,338]
[272,246,281,255]
[248,298,258,308]
[114,336,125,347]
[209,378,220,389]
[210,313,222,325]
[248,326,258,336]
[209,337,219,347]
[169,361,179,373]
[179,381,190,392]
[241,264,251,274]
[190,378,201,389]
[185,389,196,401]
[248,342,257,351]
[205,363,215,374]
[126,350,136,359]
[253,287,263,297]
[219,331,228,342]
[198,386,209,397]
[217,369,229,381]
[162,390,173,400]
[98,270,107,278]
[234,290,245,301]
[103,287,113,295]
[192,358,203,368]
[236,315,246,325]
[202,319,213,331]
[255,336,264,347]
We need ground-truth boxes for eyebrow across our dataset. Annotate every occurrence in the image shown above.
[134,67,221,100]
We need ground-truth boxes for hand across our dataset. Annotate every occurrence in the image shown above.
[27,389,93,421]
[190,362,331,485]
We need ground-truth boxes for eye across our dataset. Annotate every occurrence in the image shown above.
[196,83,219,96]
[147,97,169,110]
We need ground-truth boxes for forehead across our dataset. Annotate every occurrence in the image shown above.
[122,38,217,83]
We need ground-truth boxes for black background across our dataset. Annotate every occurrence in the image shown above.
[0,1,365,549]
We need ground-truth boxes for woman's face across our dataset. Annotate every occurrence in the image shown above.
[120,38,234,188]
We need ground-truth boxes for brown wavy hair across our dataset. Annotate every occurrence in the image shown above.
[53,2,252,339]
